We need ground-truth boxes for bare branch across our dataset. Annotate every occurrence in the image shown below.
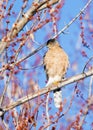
[0,0,91,64]
[0,76,10,106]
[20,0,92,62]
[78,95,93,129]
[6,0,59,40]
[0,43,46,72]
[1,68,93,116]
[46,92,50,130]
[0,0,60,54]
[0,0,92,67]
[89,76,93,97]
[53,0,93,38]
[83,56,93,72]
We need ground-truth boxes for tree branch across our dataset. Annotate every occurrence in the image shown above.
[0,0,60,54]
[0,68,92,117]
[4,0,92,65]
[53,0,93,38]
[0,0,92,72]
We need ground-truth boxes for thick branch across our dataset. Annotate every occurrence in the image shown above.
[0,0,92,63]
[4,0,92,64]
[6,0,59,40]
[0,0,59,54]
[2,68,93,114]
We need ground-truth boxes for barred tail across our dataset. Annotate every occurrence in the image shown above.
[53,88,62,108]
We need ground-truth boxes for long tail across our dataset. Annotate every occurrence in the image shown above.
[53,88,62,108]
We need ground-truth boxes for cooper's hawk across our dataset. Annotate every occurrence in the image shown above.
[43,39,69,108]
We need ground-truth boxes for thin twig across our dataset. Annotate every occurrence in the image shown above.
[16,0,28,22]
[3,120,9,130]
[63,87,76,115]
[46,92,50,130]
[53,0,93,38]
[78,102,90,129]
[9,0,93,65]
[0,68,92,116]
[0,0,92,71]
[18,62,43,70]
[83,56,93,72]
[0,0,60,54]
[0,75,11,107]
[89,76,93,97]
[14,42,47,64]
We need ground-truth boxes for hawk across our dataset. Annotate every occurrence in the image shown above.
[43,39,69,108]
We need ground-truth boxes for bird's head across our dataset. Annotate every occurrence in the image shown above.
[46,38,58,48]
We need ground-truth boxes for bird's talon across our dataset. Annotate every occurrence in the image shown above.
[52,81,59,86]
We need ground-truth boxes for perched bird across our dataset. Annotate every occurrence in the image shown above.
[43,39,69,108]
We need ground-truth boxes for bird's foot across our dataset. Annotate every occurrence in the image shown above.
[52,81,60,86]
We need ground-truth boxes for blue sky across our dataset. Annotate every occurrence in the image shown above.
[36,0,93,129]
[0,0,93,129]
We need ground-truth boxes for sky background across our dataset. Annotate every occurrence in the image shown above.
[0,0,93,129]
[31,0,93,129]
[27,0,93,129]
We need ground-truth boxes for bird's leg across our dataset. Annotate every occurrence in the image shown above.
[46,77,54,87]
[46,76,62,87]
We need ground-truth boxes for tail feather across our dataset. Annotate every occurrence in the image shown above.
[53,88,62,108]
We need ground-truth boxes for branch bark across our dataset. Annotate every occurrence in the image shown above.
[0,0,60,54]
[1,68,93,116]
[18,0,93,63]
[1,0,91,65]
[0,0,92,69]
[53,0,93,38]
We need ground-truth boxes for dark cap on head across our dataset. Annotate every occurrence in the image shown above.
[47,38,56,45]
